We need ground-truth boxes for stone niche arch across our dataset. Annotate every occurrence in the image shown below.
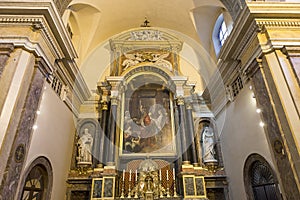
[18,156,53,200]
[244,153,282,200]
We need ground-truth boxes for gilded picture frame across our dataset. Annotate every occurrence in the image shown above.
[119,74,176,157]
[91,178,103,200]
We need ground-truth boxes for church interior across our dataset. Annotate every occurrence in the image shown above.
[0,0,300,199]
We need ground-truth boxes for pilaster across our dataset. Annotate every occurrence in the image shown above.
[0,58,46,198]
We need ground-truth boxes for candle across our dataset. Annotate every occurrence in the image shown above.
[135,169,138,182]
[173,168,175,180]
[159,169,162,181]
[122,169,125,181]
[129,169,132,181]
[166,169,169,180]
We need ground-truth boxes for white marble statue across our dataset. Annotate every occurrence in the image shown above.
[77,128,93,164]
[202,126,217,163]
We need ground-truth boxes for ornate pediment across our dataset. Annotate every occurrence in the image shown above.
[109,28,183,76]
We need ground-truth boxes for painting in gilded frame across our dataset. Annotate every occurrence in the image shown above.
[121,78,175,156]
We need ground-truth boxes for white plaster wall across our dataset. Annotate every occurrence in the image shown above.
[24,83,76,200]
[216,83,276,199]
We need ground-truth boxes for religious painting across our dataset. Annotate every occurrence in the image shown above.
[91,178,103,199]
[121,75,175,156]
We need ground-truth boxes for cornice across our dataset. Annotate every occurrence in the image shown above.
[0,16,63,59]
[247,2,300,17]
[0,0,77,60]
[256,19,300,29]
[0,1,91,116]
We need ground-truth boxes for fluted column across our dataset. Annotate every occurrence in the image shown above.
[185,102,198,165]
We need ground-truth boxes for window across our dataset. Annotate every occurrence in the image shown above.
[212,12,232,56]
[21,165,47,200]
[51,76,63,97]
[244,154,282,200]
[231,76,243,97]
[18,157,52,200]
[219,20,228,46]
[250,161,279,200]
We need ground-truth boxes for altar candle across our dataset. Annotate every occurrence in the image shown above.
[135,169,138,182]
[122,169,125,181]
[173,168,175,180]
[166,169,169,180]
[159,169,162,181]
[129,169,132,181]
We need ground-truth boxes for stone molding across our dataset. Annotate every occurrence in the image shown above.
[0,16,63,59]
[204,2,300,115]
[0,0,91,115]
[256,19,300,29]
[0,43,14,56]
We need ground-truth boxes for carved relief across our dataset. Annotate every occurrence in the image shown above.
[122,52,172,72]
[129,30,163,41]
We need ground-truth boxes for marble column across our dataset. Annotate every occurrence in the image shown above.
[98,101,108,167]
[185,102,198,165]
[0,60,45,198]
[106,97,118,164]
[177,97,189,163]
[251,58,300,199]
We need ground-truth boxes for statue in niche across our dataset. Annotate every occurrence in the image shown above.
[77,128,93,165]
[202,126,217,163]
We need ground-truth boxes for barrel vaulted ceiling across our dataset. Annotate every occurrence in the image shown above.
[58,0,244,92]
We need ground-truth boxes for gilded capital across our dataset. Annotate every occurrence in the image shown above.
[101,101,108,110]
[186,102,192,110]
[110,97,119,105]
[177,96,185,105]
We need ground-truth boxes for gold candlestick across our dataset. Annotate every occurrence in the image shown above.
[173,179,178,197]
[160,181,164,198]
[120,181,125,198]
[128,181,132,198]
[166,181,170,198]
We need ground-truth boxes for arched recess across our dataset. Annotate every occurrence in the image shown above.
[193,117,223,166]
[244,154,282,200]
[190,0,230,62]
[18,156,53,200]
[63,2,101,65]
[74,118,101,168]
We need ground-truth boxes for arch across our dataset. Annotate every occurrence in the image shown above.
[244,154,282,200]
[194,117,222,165]
[18,156,53,200]
[63,2,101,65]
[122,64,174,85]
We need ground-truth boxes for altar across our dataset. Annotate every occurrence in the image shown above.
[66,28,228,200]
